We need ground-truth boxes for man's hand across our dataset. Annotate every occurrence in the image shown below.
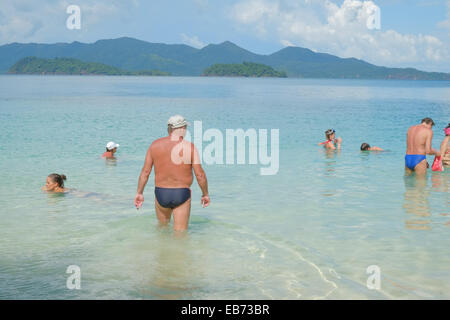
[201,194,210,208]
[135,193,144,209]
[432,148,441,157]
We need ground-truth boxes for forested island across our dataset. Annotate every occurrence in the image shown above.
[203,62,287,78]
[2,38,450,79]
[8,57,170,76]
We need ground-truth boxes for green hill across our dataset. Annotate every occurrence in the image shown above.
[2,37,449,80]
[203,62,287,77]
[8,56,170,76]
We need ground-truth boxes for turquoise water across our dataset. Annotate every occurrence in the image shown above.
[0,75,449,299]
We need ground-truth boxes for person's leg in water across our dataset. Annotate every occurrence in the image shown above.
[172,198,191,233]
[155,197,172,228]
[414,159,428,175]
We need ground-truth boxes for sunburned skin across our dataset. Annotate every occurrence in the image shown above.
[323,132,342,150]
[134,121,210,232]
[102,147,117,158]
[405,121,439,175]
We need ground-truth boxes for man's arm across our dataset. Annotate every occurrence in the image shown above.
[134,146,153,208]
[425,130,438,156]
[192,145,210,207]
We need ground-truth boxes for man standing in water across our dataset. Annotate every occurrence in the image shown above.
[134,115,210,231]
[405,118,440,175]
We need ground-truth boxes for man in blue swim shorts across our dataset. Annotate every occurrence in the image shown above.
[134,115,210,231]
[405,117,440,175]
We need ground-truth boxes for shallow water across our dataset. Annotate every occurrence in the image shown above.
[0,75,449,299]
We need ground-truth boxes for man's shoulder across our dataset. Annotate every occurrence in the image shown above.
[150,137,168,147]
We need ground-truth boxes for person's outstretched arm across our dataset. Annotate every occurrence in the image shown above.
[192,145,210,207]
[425,131,439,156]
[336,137,342,150]
[135,146,153,209]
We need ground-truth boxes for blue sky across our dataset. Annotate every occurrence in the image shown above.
[0,0,449,72]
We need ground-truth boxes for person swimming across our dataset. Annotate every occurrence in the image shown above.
[319,129,342,150]
[42,173,68,193]
[41,174,114,201]
[102,141,119,158]
[360,143,383,151]
[405,117,440,174]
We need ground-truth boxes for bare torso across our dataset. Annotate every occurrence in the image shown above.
[406,125,431,155]
[150,136,194,188]
[442,139,450,165]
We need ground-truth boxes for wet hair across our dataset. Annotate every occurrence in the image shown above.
[48,173,67,188]
[445,123,450,136]
[325,129,335,140]
[361,143,370,151]
[421,117,435,126]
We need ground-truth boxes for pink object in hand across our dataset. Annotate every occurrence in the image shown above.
[432,156,443,172]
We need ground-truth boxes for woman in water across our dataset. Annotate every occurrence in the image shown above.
[41,174,111,201]
[319,129,342,150]
[441,124,450,166]
[360,143,383,151]
[42,173,68,193]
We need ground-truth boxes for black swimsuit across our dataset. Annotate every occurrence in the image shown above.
[155,187,191,209]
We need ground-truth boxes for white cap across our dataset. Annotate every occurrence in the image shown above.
[106,141,119,150]
[168,115,189,129]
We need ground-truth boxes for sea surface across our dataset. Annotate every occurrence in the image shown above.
[0,75,449,299]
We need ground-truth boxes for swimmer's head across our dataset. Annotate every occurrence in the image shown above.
[325,129,335,140]
[361,143,370,151]
[46,173,66,191]
[106,142,119,153]
[445,123,450,136]
[421,117,435,128]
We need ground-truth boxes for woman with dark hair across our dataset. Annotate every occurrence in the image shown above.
[360,143,383,151]
[42,173,68,193]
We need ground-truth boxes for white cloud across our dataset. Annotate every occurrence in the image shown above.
[0,0,138,44]
[280,39,294,47]
[181,33,206,48]
[230,0,450,72]
[438,0,450,33]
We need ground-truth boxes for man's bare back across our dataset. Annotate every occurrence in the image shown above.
[134,115,210,232]
[151,136,195,188]
[406,125,433,155]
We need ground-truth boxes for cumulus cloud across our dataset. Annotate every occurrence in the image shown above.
[181,33,206,48]
[230,0,450,71]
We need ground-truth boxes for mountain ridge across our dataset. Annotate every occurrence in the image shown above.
[0,37,449,80]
